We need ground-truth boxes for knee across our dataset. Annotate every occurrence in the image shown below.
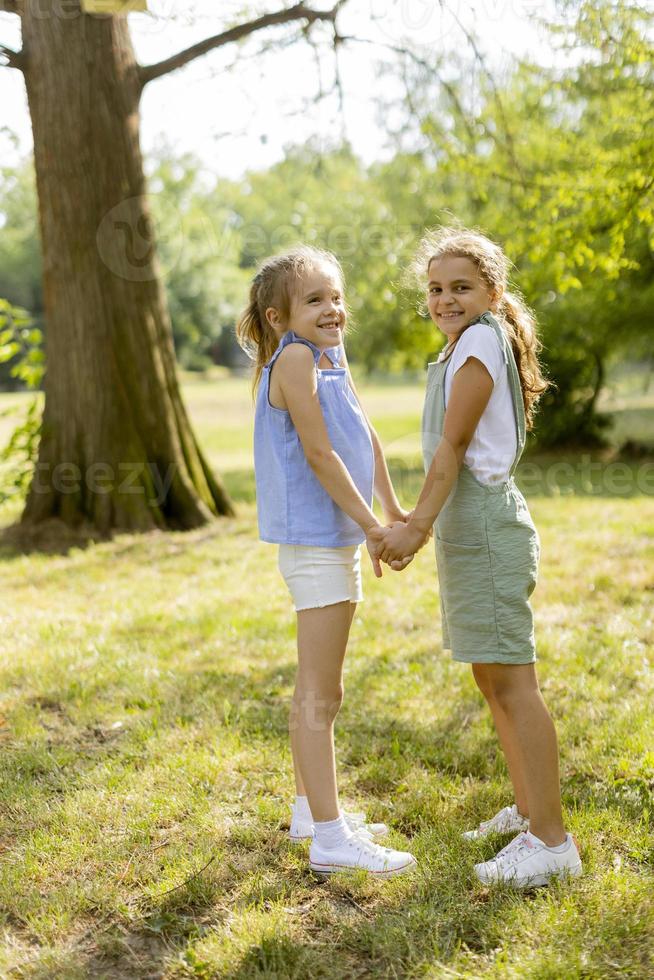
[294,679,344,728]
[329,681,345,716]
[472,665,530,713]
[488,675,537,714]
[472,664,495,700]
[491,682,521,714]
[324,683,344,727]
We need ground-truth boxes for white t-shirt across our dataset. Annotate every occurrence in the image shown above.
[442,322,517,485]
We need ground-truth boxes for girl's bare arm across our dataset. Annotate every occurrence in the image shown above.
[274,343,383,575]
[343,356,406,523]
[377,357,494,563]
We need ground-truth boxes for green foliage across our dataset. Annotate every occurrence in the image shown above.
[399,0,654,444]
[0,299,43,505]
[0,155,43,388]
[221,143,437,371]
[209,1,653,445]
[0,145,250,376]
[0,2,651,446]
[147,146,250,370]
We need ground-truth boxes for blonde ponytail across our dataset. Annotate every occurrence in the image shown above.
[236,245,344,394]
[235,285,279,395]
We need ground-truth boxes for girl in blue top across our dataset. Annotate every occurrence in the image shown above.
[236,245,416,877]
[375,228,583,889]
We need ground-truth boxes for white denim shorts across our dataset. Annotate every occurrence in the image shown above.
[278,544,363,611]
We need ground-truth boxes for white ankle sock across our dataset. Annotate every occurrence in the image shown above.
[313,815,352,849]
[546,836,571,853]
[528,831,570,853]
[293,795,312,821]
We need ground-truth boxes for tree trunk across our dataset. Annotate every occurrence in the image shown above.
[19,1,234,533]
[587,350,605,415]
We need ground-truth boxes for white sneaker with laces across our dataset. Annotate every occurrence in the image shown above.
[474,830,582,888]
[289,808,389,843]
[309,829,416,877]
[463,804,529,840]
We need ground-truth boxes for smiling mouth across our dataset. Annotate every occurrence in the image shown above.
[439,311,463,319]
[318,322,341,329]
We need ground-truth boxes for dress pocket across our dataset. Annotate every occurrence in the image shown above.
[501,491,540,597]
[436,538,496,642]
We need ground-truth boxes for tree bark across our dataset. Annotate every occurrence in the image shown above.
[19,1,234,533]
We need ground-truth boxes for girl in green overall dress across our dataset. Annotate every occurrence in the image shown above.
[373,227,583,888]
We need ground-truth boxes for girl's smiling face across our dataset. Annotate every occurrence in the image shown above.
[266,264,346,350]
[427,255,501,340]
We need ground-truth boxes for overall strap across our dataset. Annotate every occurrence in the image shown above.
[437,340,457,365]
[474,312,526,474]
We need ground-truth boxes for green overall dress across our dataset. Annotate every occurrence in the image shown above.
[421,312,539,665]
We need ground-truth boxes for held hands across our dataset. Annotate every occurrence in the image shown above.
[379,521,428,566]
[365,524,411,578]
[365,509,431,577]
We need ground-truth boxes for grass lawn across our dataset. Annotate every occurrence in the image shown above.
[0,376,653,978]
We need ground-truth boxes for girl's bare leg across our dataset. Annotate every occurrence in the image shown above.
[289,601,357,822]
[472,663,530,817]
[472,662,565,845]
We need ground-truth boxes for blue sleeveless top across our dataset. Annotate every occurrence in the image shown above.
[254,332,375,547]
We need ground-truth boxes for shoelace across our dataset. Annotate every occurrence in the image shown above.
[492,833,535,868]
[346,829,390,862]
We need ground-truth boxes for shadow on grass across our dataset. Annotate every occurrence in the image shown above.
[0,517,107,558]
[0,516,244,578]
[221,859,550,980]
[1,586,650,977]
[227,934,327,979]
[0,483,250,563]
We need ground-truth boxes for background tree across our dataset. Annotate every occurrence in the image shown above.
[0,0,345,533]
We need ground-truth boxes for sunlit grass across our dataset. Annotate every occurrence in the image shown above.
[0,375,652,977]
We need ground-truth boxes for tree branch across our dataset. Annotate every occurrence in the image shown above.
[139,2,348,89]
[0,42,24,70]
[347,36,478,146]
[0,0,22,69]
[438,0,524,178]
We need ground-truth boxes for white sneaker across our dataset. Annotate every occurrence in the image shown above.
[289,808,389,843]
[309,829,417,877]
[463,804,529,840]
[474,831,582,889]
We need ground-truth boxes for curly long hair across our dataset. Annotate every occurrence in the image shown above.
[236,245,345,393]
[412,226,551,430]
